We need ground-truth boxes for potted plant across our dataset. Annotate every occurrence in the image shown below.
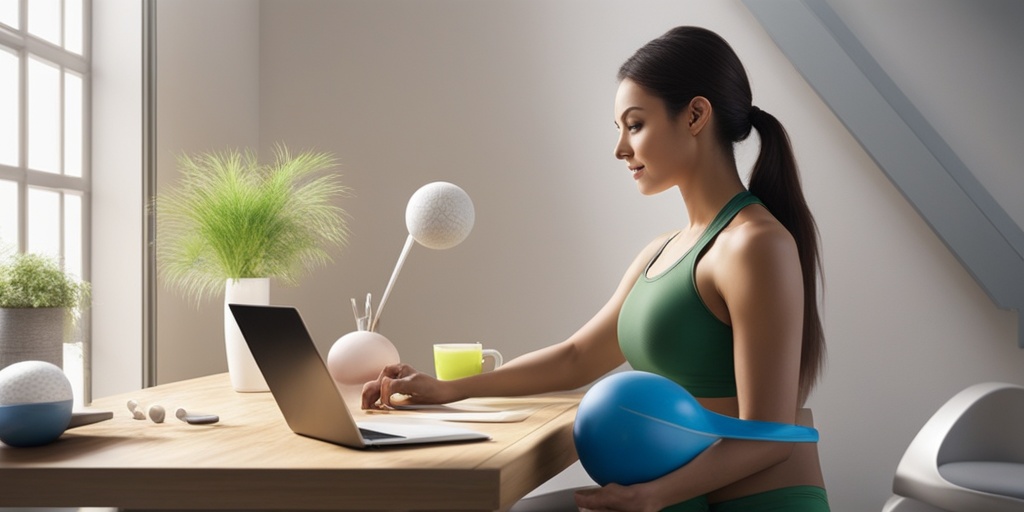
[0,251,90,370]
[156,144,349,392]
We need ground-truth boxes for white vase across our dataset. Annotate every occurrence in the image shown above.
[327,330,401,387]
[224,278,270,392]
[327,330,401,404]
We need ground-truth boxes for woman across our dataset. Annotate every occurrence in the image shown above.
[362,26,828,512]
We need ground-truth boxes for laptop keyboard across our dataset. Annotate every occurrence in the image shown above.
[359,427,405,441]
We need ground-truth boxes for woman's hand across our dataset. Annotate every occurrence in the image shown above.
[360,363,463,409]
[574,483,662,512]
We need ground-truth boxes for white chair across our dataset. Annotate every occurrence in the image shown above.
[511,488,582,512]
[883,382,1024,512]
[511,461,598,512]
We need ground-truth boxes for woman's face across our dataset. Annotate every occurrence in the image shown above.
[613,79,693,196]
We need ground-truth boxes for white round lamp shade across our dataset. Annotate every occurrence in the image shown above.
[405,182,475,250]
[0,360,73,405]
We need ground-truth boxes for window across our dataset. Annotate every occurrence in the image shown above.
[0,0,90,404]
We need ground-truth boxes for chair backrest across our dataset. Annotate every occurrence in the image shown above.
[937,384,1024,465]
[893,382,1024,512]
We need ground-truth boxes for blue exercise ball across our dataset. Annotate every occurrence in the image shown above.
[573,371,818,486]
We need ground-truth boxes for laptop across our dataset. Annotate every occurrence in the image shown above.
[228,304,490,448]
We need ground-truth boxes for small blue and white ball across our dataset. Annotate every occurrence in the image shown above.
[0,360,74,447]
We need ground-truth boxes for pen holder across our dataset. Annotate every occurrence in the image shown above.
[327,330,400,388]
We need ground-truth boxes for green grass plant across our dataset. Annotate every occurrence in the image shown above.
[157,145,349,303]
[0,252,90,309]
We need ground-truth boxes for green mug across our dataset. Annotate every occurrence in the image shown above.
[433,343,504,381]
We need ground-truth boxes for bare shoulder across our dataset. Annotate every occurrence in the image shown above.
[717,205,798,271]
[712,205,803,333]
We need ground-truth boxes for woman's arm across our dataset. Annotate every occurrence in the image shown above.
[576,218,805,511]
[361,236,669,409]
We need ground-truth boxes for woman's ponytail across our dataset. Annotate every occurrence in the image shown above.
[748,107,825,405]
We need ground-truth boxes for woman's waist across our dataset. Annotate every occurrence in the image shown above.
[707,409,825,503]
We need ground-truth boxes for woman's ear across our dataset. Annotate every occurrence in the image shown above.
[686,96,713,135]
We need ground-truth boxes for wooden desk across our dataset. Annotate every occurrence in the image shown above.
[0,373,581,511]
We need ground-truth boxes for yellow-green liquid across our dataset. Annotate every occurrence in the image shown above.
[434,344,483,381]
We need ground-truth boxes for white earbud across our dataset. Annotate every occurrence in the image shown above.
[126,399,146,420]
[175,407,219,425]
[148,404,166,423]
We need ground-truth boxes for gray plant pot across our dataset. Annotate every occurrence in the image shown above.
[0,308,65,370]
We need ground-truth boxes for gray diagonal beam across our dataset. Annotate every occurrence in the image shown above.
[743,0,1024,346]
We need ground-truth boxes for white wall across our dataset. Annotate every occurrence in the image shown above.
[147,1,1024,510]
[154,0,261,385]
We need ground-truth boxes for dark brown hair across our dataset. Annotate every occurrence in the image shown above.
[619,26,825,403]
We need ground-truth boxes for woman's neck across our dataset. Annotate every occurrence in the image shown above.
[677,154,746,230]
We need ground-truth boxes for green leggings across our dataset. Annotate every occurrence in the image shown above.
[663,486,830,512]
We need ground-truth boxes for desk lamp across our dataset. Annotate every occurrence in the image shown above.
[327,182,475,388]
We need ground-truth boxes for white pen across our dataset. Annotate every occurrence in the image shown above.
[365,293,373,331]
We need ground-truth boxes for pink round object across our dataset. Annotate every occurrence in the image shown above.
[326,331,401,386]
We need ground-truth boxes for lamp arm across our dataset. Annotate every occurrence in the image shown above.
[370,234,416,332]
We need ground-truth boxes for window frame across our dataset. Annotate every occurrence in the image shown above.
[0,0,92,402]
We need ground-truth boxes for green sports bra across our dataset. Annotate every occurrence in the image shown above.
[618,191,763,398]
